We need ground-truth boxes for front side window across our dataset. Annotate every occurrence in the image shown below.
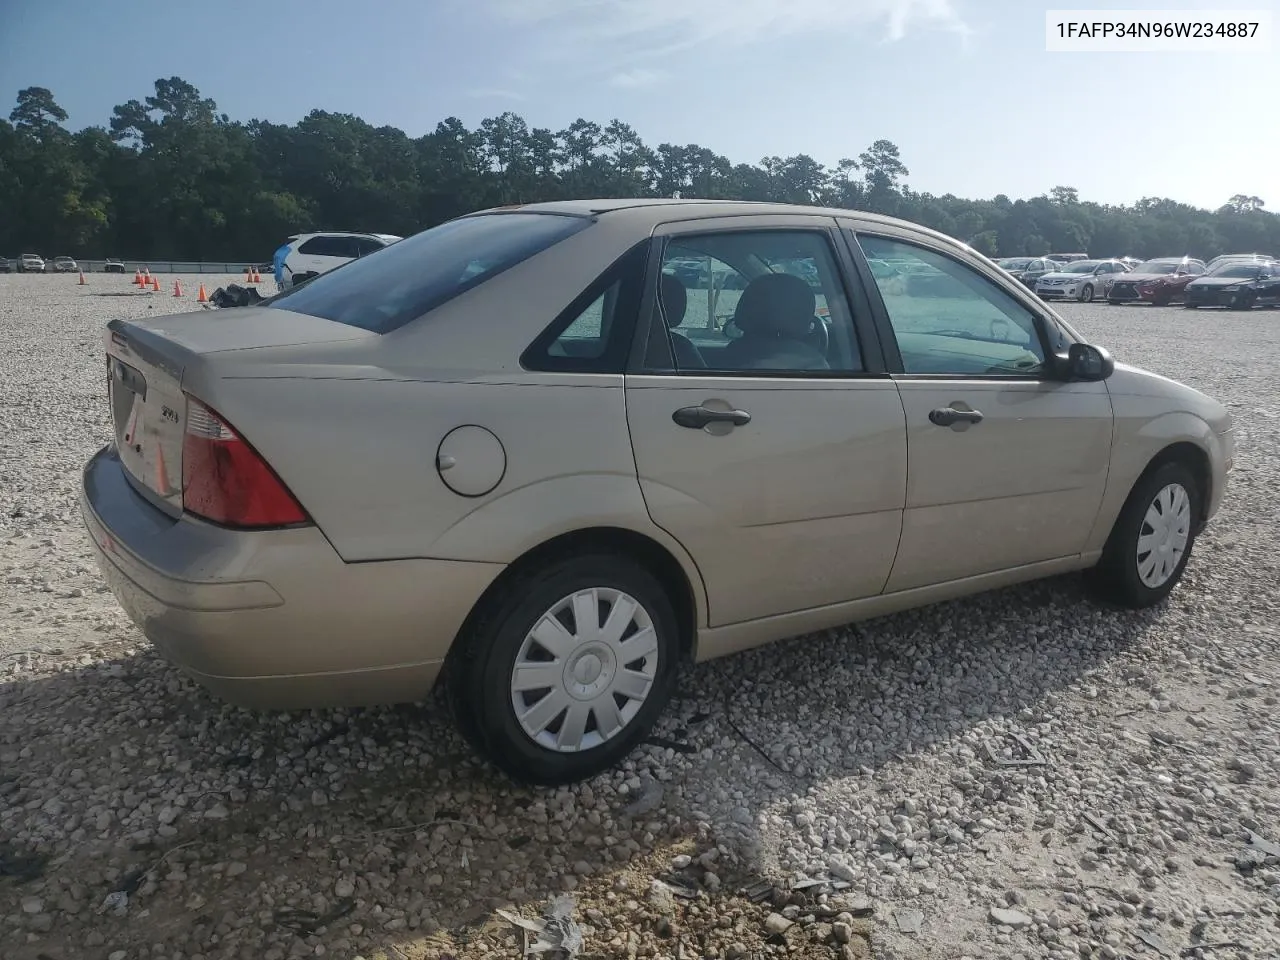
[857,234,1046,377]
[647,230,863,375]
[270,213,590,333]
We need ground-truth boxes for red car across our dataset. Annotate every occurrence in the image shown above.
[1107,257,1206,305]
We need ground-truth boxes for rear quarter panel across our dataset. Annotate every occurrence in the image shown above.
[198,371,662,565]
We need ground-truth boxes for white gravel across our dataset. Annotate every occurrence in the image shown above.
[2,273,1279,960]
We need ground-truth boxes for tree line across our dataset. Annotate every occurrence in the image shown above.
[1,78,1276,262]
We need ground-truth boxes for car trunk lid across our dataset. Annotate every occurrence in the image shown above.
[104,308,374,516]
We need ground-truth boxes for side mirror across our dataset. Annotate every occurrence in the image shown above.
[1058,342,1114,381]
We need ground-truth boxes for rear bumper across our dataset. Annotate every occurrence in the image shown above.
[79,444,503,709]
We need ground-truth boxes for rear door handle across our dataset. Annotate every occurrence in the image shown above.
[672,405,751,429]
[929,406,984,427]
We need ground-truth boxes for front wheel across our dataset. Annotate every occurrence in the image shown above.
[1085,460,1201,608]
[1079,284,1095,303]
[447,553,681,785]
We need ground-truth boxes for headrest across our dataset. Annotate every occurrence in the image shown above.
[659,273,687,328]
[732,273,816,339]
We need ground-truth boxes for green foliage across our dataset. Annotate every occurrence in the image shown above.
[1,80,1277,261]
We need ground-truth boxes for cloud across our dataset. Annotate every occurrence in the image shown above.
[466,88,529,102]
[609,68,667,89]
[492,0,970,62]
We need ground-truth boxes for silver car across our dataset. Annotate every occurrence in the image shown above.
[1035,259,1130,302]
[81,200,1234,784]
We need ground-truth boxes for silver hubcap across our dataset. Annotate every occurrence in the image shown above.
[511,587,659,753]
[1136,483,1192,588]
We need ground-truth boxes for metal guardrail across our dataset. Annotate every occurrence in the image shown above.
[13,260,266,274]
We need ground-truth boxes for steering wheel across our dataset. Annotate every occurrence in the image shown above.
[806,316,829,356]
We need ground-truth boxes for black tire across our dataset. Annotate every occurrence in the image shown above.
[446,553,681,785]
[1085,460,1201,609]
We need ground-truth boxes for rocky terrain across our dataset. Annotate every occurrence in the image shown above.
[2,273,1278,959]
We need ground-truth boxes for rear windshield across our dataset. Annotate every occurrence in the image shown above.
[267,212,590,333]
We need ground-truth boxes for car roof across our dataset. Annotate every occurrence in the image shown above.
[473,197,942,232]
[299,231,400,240]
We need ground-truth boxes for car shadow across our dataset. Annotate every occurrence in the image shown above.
[0,571,1169,960]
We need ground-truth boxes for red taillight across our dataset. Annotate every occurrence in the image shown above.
[181,396,309,528]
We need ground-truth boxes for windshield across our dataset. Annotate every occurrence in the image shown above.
[1135,261,1180,274]
[1207,262,1267,278]
[267,213,590,333]
[997,258,1032,269]
[1062,261,1099,273]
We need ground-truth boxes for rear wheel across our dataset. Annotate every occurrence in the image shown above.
[447,553,680,784]
[1085,460,1200,608]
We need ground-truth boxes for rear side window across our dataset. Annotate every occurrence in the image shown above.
[269,213,590,333]
[298,236,344,257]
[355,237,386,257]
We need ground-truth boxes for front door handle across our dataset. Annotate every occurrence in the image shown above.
[929,406,984,427]
[672,405,751,429]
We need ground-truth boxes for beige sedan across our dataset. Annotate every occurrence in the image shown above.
[81,200,1234,784]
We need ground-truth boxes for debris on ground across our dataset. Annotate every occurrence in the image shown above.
[203,282,265,309]
[496,895,583,958]
[984,732,1047,766]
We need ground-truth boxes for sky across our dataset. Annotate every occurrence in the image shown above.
[1,0,1276,211]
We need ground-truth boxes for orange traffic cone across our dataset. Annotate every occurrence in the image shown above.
[197,283,208,303]
[78,271,87,285]
[154,446,170,495]
[173,280,183,297]
[151,276,161,292]
[133,269,142,285]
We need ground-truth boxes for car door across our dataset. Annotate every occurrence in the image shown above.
[1256,265,1280,305]
[1098,261,1122,296]
[844,224,1114,592]
[624,216,907,627]
[296,235,351,277]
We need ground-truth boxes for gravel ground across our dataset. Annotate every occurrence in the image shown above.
[2,272,1278,960]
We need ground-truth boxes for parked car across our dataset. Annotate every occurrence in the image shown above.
[0,257,12,273]
[1106,257,1206,305]
[866,257,908,294]
[1116,257,1142,269]
[51,256,78,273]
[1206,252,1276,270]
[279,231,402,288]
[995,256,1060,288]
[1047,252,1090,264]
[1184,259,1280,309]
[103,259,127,274]
[17,253,45,273]
[1035,259,1129,301]
[82,199,1234,785]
